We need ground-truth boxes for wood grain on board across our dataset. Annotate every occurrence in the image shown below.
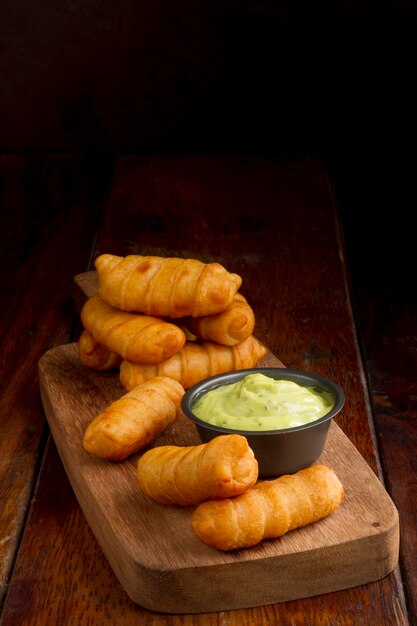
[38,341,399,614]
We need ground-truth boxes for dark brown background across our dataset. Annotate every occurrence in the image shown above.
[2,1,416,270]
[1,2,415,157]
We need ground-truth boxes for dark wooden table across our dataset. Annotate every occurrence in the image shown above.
[0,154,414,625]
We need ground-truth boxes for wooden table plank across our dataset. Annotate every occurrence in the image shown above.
[338,193,417,621]
[2,155,409,624]
[0,155,114,606]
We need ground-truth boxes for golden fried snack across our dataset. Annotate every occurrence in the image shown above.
[137,434,258,505]
[95,253,242,317]
[78,330,122,371]
[83,376,184,461]
[81,295,186,365]
[181,293,255,346]
[192,464,344,550]
[119,335,267,390]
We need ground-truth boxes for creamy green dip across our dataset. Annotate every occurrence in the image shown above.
[192,373,334,431]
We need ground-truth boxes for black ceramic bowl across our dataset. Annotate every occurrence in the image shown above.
[181,367,345,477]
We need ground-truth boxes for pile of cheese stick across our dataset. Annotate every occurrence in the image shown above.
[78,253,343,551]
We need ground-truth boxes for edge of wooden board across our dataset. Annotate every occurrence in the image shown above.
[38,342,399,614]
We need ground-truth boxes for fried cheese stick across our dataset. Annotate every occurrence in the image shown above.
[95,253,242,318]
[81,295,186,365]
[192,464,344,550]
[119,335,267,390]
[78,330,122,371]
[181,293,255,346]
[83,376,184,461]
[137,434,258,505]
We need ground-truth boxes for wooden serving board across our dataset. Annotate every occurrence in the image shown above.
[38,342,399,614]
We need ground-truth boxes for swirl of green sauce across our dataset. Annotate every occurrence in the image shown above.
[192,373,335,431]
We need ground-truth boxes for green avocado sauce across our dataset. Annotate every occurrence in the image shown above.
[192,373,335,431]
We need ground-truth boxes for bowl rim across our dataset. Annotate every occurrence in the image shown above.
[181,367,345,436]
